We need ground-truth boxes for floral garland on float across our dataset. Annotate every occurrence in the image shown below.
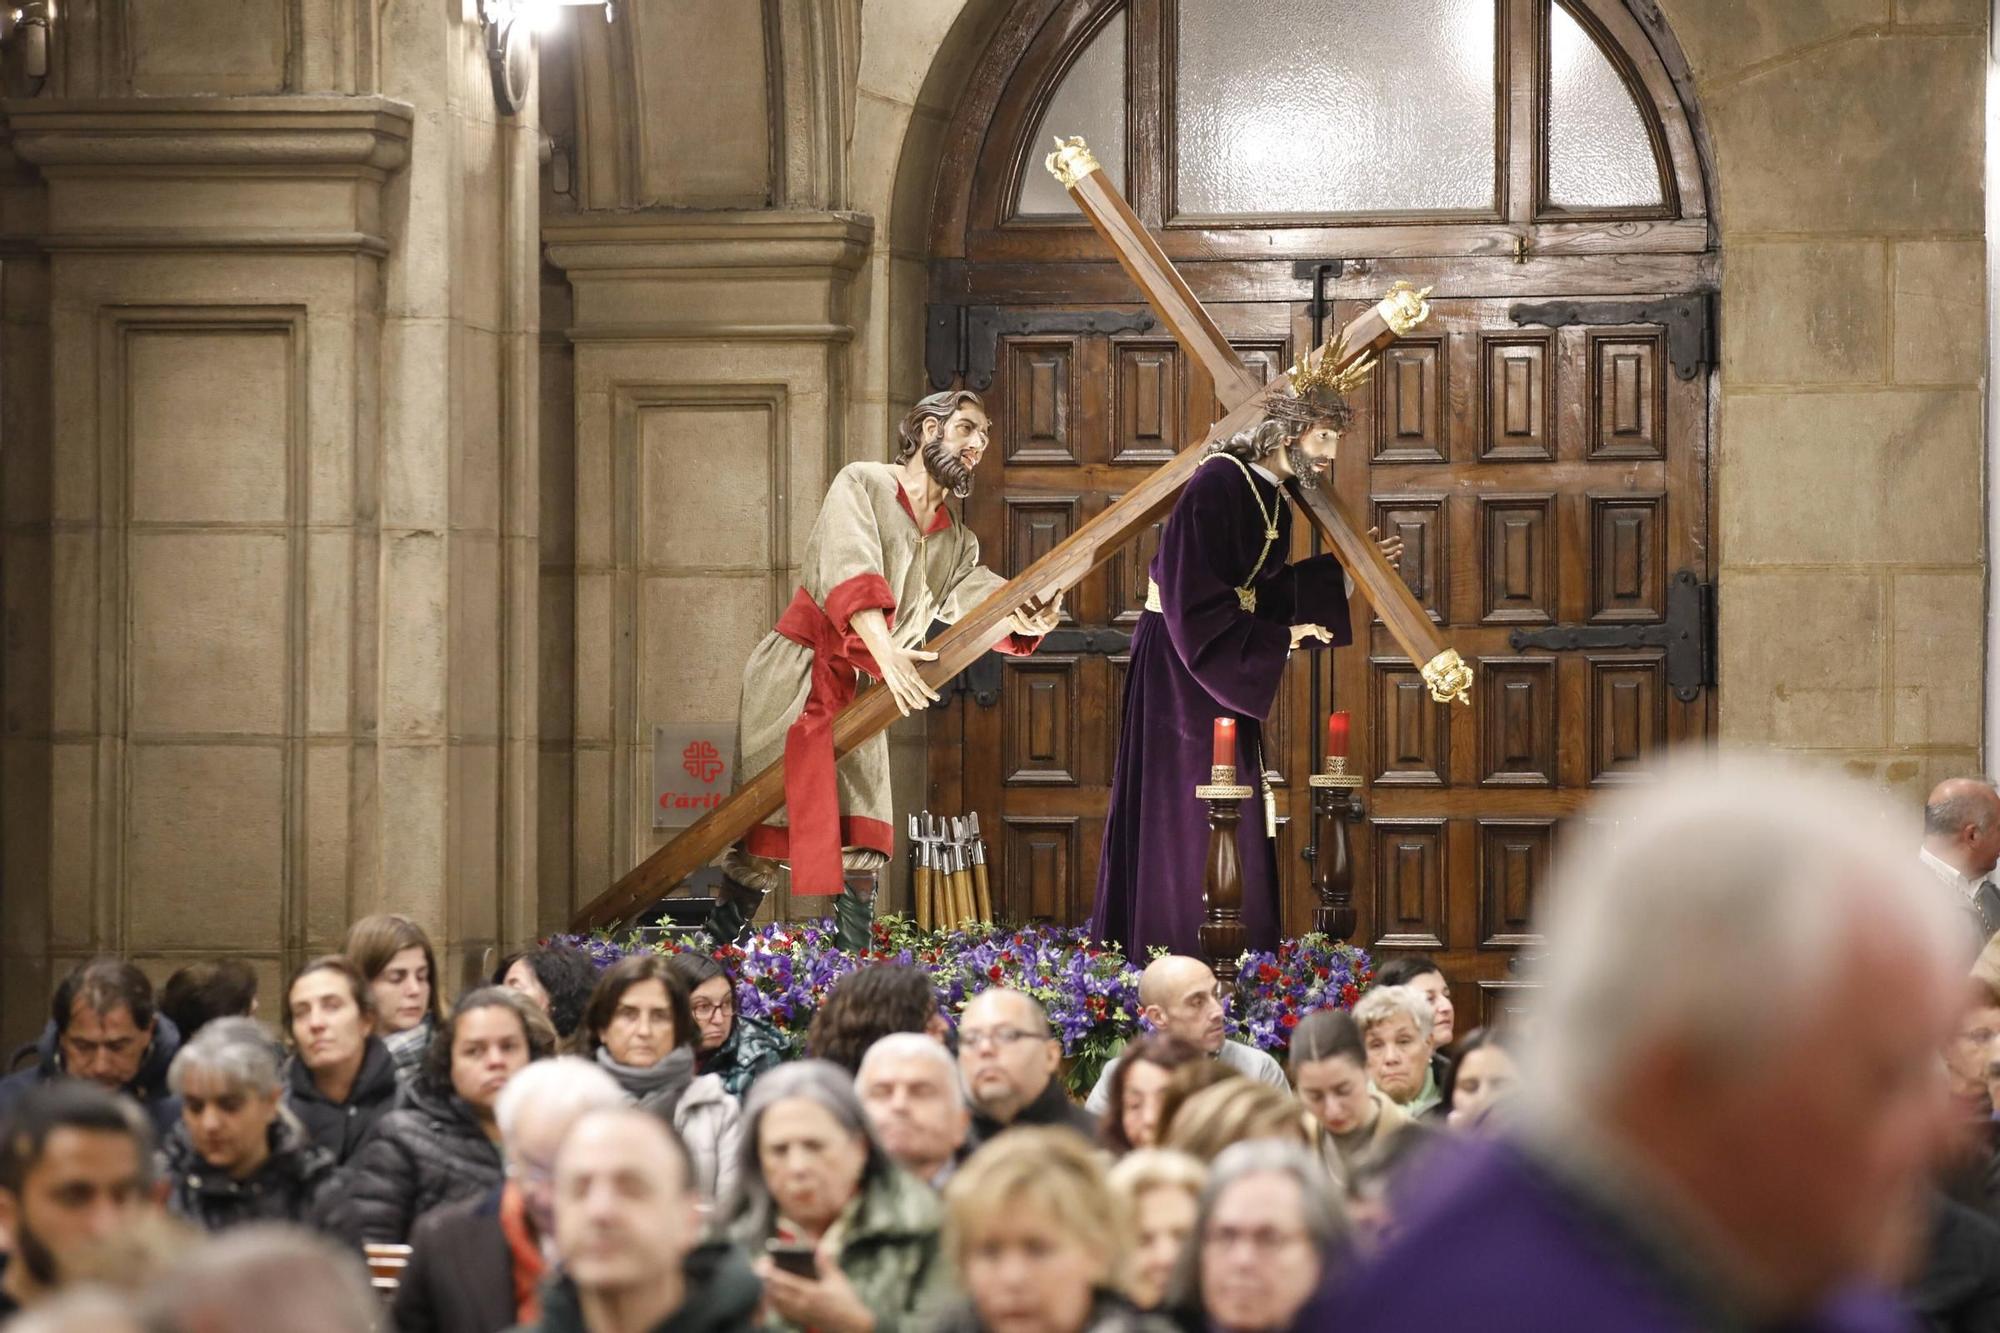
[555,918,1371,1098]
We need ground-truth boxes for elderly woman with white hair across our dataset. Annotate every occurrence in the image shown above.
[729,1059,954,1332]
[162,1016,337,1232]
[1162,1140,1346,1333]
[1352,985,1440,1119]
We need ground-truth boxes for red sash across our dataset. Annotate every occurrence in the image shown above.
[772,586,886,895]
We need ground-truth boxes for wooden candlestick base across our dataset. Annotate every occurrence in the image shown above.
[1198,765,1256,981]
[1308,756,1365,942]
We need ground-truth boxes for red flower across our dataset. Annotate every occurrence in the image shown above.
[1257,963,1279,983]
[987,964,1004,982]
[1339,983,1359,1006]
[1280,1012,1299,1030]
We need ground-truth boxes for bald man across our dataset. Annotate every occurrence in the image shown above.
[1084,955,1289,1117]
[1920,776,2000,957]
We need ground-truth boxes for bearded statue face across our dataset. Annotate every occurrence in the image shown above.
[919,403,992,499]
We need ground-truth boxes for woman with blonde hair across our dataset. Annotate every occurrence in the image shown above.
[1105,1150,1206,1313]
[938,1127,1172,1333]
[343,914,445,1080]
[1160,1078,1311,1164]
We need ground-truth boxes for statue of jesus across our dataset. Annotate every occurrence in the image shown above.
[1091,348,1397,959]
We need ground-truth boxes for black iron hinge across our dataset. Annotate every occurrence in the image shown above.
[1508,569,1715,703]
[925,304,1160,391]
[1508,294,1716,380]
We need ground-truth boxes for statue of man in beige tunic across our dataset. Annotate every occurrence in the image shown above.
[715,389,1064,948]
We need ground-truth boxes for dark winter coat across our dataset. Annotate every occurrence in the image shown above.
[392,1186,517,1333]
[966,1076,1098,1151]
[513,1241,763,1333]
[321,1077,504,1246]
[700,1014,787,1099]
[163,1113,337,1233]
[0,1015,185,1138]
[284,1037,402,1166]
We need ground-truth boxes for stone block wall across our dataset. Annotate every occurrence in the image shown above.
[1662,0,1990,802]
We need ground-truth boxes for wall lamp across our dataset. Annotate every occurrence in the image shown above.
[0,1,52,96]
[481,0,613,116]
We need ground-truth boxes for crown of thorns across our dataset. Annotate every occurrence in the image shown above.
[1286,334,1375,404]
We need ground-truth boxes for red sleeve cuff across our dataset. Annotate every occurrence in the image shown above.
[823,573,897,638]
[993,633,1041,657]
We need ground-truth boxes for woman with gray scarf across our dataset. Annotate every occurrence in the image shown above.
[582,955,743,1206]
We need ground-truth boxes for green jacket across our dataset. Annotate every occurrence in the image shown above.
[702,1015,788,1099]
[512,1239,762,1333]
[731,1165,953,1333]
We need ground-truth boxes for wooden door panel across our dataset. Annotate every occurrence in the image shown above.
[1477,819,1551,950]
[1589,652,1668,785]
[1110,338,1184,465]
[1478,494,1556,625]
[1001,816,1082,924]
[1002,338,1080,465]
[1372,494,1448,624]
[1373,820,1448,950]
[1588,493,1667,623]
[1588,331,1667,460]
[1477,657,1556,788]
[1374,336,1450,464]
[1479,334,1555,461]
[1002,656,1082,787]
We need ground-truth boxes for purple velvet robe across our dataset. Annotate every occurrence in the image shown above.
[1089,456,1352,958]
[1306,1136,1918,1333]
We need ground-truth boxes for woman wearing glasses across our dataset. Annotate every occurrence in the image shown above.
[665,951,786,1096]
[1163,1140,1346,1333]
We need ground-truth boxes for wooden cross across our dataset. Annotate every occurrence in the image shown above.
[568,139,1470,932]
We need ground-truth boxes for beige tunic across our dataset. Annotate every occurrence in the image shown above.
[737,462,1019,870]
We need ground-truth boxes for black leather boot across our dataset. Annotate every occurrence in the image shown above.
[833,881,876,954]
[706,876,766,947]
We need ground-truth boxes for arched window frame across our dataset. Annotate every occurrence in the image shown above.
[928,0,1713,265]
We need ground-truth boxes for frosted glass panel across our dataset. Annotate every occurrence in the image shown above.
[1547,2,1662,208]
[1174,0,1497,216]
[1016,10,1128,216]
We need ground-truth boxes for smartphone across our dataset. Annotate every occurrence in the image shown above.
[765,1239,819,1278]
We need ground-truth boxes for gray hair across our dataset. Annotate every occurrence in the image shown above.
[1164,1140,1344,1313]
[1351,985,1434,1040]
[493,1055,630,1144]
[730,1060,888,1232]
[857,1032,964,1109]
[139,1223,376,1333]
[1522,752,1968,1115]
[167,1017,284,1098]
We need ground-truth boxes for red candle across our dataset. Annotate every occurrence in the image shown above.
[1327,710,1351,760]
[1212,717,1237,770]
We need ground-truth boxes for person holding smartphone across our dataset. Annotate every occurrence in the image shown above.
[727,1061,955,1331]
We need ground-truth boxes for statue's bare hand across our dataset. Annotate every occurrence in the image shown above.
[878,643,940,717]
[1290,623,1334,651]
[1369,526,1404,570]
[1007,594,1065,639]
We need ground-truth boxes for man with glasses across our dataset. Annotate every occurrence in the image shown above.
[716,388,1067,951]
[958,988,1096,1150]
[1084,954,1290,1116]
[391,1056,627,1333]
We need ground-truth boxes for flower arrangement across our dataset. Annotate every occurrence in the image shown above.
[550,918,1369,1098]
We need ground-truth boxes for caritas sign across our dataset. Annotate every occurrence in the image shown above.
[652,725,735,829]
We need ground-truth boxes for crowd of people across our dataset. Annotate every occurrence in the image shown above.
[2,758,2000,1331]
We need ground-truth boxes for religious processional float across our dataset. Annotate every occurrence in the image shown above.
[556,917,1370,1097]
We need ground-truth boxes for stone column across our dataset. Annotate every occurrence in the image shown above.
[543,209,872,927]
[0,4,545,1045]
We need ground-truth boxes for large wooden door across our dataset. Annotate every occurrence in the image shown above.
[926,286,1714,1007]
[925,301,1313,927]
[1334,291,1713,1020]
